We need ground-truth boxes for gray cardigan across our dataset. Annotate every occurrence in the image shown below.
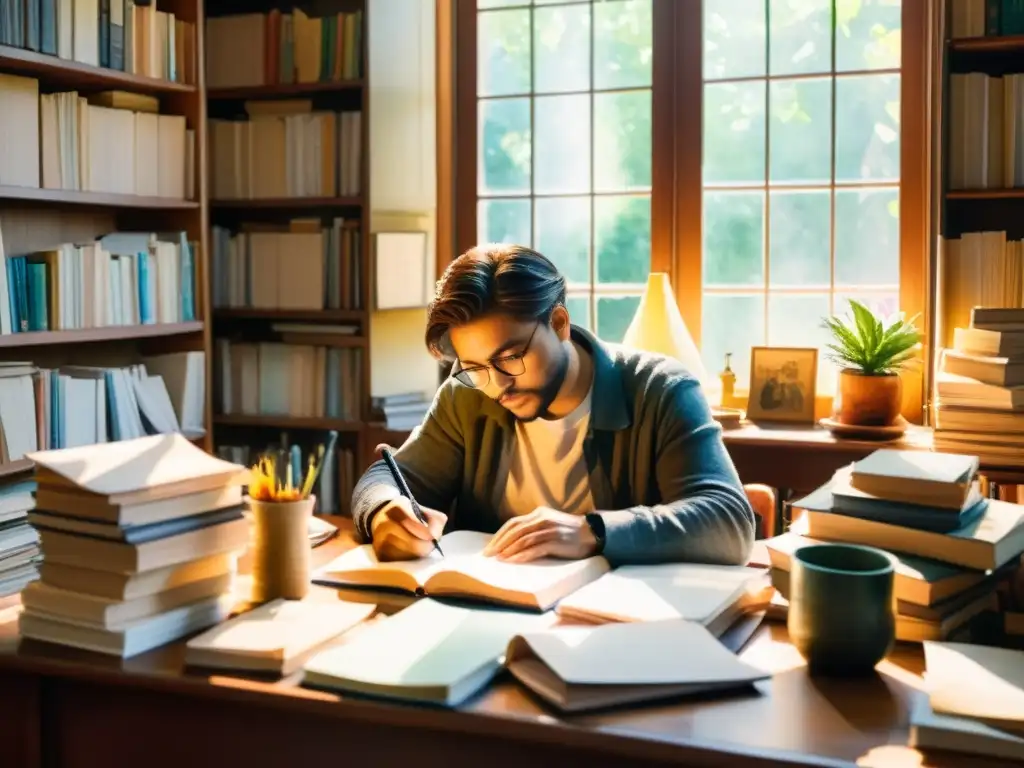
[352,326,756,566]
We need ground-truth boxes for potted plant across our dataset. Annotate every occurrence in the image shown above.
[822,299,921,426]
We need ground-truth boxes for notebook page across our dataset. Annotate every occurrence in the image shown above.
[435,546,608,596]
[556,564,766,623]
[319,531,492,586]
[303,598,555,690]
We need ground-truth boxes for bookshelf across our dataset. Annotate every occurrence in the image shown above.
[204,0,369,515]
[938,4,1024,345]
[0,0,210,456]
[930,1,1024,479]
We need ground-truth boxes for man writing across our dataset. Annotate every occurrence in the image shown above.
[353,244,755,566]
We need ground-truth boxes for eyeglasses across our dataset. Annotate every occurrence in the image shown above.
[453,322,540,389]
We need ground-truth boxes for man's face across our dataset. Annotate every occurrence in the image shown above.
[449,309,570,422]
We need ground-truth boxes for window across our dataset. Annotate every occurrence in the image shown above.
[700,0,904,394]
[451,0,927,411]
[475,0,654,342]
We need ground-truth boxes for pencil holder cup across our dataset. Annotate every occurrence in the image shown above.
[247,495,315,602]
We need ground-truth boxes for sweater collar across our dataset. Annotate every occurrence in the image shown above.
[570,325,631,432]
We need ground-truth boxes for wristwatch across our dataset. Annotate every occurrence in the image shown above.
[584,512,606,553]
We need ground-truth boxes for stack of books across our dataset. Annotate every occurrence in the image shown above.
[910,641,1024,762]
[935,307,1024,474]
[17,434,251,658]
[0,465,40,597]
[765,449,1024,643]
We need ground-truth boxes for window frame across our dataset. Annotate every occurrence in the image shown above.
[443,0,932,422]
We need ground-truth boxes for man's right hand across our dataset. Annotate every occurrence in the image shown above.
[370,497,447,561]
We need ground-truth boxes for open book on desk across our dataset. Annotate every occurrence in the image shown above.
[555,563,772,636]
[313,530,610,611]
[506,620,770,713]
[302,598,557,707]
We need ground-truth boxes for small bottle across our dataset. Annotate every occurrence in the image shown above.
[720,352,736,405]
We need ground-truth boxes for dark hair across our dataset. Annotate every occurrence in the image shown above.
[425,244,567,360]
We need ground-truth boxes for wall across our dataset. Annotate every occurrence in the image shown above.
[367,0,440,400]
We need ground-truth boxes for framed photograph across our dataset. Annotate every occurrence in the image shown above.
[746,347,818,424]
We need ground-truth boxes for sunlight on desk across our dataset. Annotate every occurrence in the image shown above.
[856,744,927,768]
[738,624,807,674]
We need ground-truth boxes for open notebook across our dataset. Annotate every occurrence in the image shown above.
[505,620,770,713]
[314,530,610,611]
[554,563,772,635]
[302,598,556,706]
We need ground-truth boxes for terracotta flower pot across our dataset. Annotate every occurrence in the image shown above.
[834,370,902,426]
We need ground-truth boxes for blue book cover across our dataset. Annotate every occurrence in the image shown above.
[137,250,153,324]
[6,258,18,333]
[180,233,195,321]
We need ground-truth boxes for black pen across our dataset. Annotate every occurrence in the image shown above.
[376,443,444,557]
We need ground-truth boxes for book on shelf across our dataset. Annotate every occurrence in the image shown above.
[208,104,361,199]
[211,219,362,311]
[314,530,612,612]
[940,233,1023,344]
[0,75,194,197]
[0,0,197,83]
[214,340,362,422]
[0,464,40,598]
[18,434,249,658]
[370,392,431,431]
[947,72,1024,190]
[0,226,198,335]
[205,8,363,89]
[0,352,206,465]
[41,89,193,197]
[950,0,1024,40]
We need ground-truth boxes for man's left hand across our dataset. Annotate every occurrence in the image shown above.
[483,507,598,563]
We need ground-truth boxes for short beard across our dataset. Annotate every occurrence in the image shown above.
[510,343,570,423]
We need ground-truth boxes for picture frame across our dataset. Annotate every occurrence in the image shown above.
[746,346,818,424]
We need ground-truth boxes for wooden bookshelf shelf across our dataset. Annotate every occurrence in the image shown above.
[946,189,1024,200]
[213,309,366,322]
[949,35,1024,53]
[0,185,200,209]
[213,414,363,432]
[208,80,364,100]
[0,44,196,94]
[0,322,204,349]
[210,196,363,209]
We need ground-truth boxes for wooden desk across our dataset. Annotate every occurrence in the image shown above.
[723,424,1024,537]
[0,519,994,768]
[722,424,934,494]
